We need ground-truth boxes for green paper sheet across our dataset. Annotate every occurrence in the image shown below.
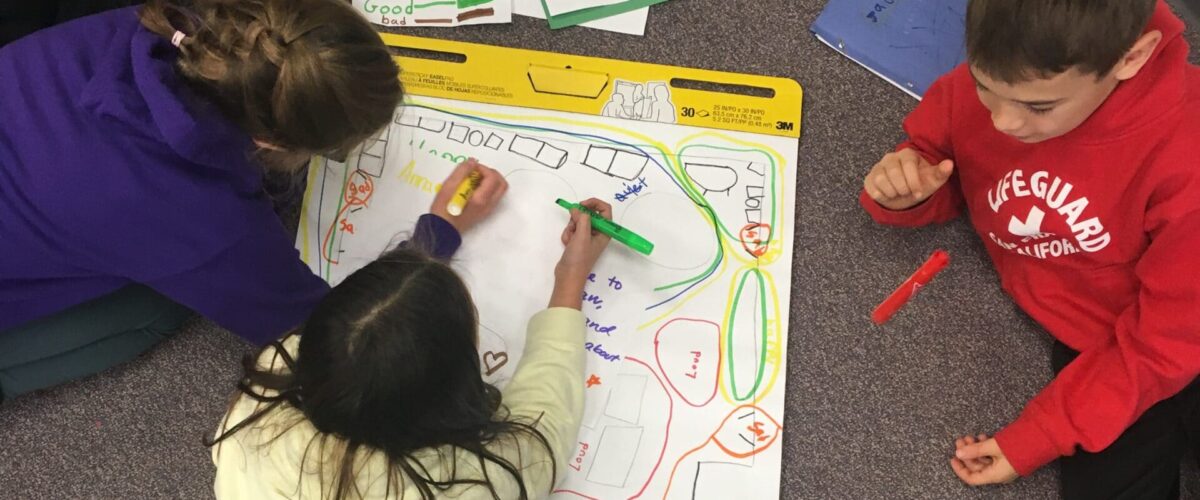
[540,0,668,29]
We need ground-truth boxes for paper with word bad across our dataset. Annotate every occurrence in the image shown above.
[298,92,796,498]
[352,0,512,27]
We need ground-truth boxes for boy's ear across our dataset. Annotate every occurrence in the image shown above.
[1112,30,1164,81]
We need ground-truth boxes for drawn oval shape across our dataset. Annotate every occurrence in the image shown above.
[468,130,485,147]
[619,192,717,271]
[343,170,375,205]
[726,268,769,402]
[711,404,782,459]
[654,318,722,407]
[739,223,772,258]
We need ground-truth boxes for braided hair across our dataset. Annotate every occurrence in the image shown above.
[139,0,402,168]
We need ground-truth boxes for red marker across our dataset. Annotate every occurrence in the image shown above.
[871,250,950,325]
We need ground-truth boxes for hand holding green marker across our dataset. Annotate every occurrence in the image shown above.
[555,199,654,256]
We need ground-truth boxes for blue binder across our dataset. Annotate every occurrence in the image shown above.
[811,0,968,99]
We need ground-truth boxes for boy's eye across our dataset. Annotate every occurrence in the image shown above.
[1027,106,1054,115]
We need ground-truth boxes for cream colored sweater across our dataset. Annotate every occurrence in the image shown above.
[212,308,585,499]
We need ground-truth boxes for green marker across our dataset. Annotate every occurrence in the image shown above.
[555,199,654,256]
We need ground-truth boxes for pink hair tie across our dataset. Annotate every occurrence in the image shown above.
[171,30,186,48]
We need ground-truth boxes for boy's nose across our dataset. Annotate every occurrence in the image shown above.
[991,105,1025,135]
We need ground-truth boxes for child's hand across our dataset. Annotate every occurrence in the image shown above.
[950,434,1018,486]
[863,148,955,211]
[549,198,613,310]
[431,158,508,234]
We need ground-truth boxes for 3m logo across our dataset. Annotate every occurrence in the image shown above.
[775,121,794,131]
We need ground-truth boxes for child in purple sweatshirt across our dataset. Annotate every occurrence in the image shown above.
[0,0,505,402]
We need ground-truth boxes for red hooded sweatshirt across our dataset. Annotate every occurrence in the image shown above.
[861,1,1200,475]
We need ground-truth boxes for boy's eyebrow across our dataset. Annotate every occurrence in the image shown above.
[970,71,1066,106]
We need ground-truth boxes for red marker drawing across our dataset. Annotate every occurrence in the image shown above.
[871,250,950,325]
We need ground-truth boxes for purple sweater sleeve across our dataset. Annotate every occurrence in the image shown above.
[144,224,329,346]
[146,214,458,345]
[401,214,462,261]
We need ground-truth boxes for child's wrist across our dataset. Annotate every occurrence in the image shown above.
[548,274,586,309]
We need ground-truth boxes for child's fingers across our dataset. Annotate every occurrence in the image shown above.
[561,215,578,246]
[433,159,477,205]
[470,165,506,206]
[933,159,956,182]
[897,149,924,195]
[568,210,593,247]
[950,457,993,486]
[953,435,990,472]
[579,198,613,220]
[480,167,508,209]
[863,175,886,201]
[591,224,612,247]
[496,174,509,199]
[871,172,899,199]
[921,159,954,189]
[885,164,911,197]
[963,459,987,473]
[902,159,923,199]
[950,458,973,483]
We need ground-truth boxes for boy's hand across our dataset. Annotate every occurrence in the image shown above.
[550,198,613,310]
[950,435,1018,486]
[864,148,955,211]
[431,158,508,234]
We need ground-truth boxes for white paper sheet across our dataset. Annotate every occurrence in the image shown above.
[515,0,648,36]
[298,93,796,499]
[540,0,625,16]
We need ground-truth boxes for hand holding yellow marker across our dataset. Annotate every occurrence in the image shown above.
[432,159,508,234]
[446,166,483,216]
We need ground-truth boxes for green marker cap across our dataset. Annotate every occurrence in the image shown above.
[555,199,655,256]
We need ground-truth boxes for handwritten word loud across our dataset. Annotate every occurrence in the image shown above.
[568,442,589,471]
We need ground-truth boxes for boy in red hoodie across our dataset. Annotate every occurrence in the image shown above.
[860,0,1200,497]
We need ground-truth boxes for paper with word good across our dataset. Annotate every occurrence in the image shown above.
[352,0,512,27]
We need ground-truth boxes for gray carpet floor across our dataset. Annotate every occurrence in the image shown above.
[3,1,1199,498]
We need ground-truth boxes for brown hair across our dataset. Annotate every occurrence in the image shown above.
[139,0,402,168]
[966,0,1158,83]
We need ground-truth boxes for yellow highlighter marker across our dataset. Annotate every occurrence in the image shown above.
[446,170,483,216]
